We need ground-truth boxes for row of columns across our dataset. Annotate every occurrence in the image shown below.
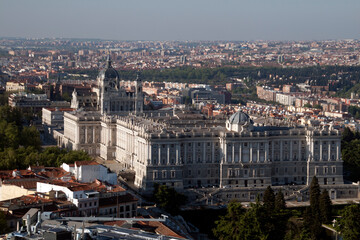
[150,142,218,166]
[309,139,341,161]
[225,142,269,163]
[154,143,181,166]
[80,126,99,144]
[272,140,303,161]
[146,139,341,166]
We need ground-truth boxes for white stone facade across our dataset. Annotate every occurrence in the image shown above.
[114,111,344,195]
[56,56,144,159]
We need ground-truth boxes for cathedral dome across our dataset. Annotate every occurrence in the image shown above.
[228,111,253,126]
[104,67,119,79]
[99,55,120,80]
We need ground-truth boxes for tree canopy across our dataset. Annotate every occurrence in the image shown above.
[153,184,187,215]
[213,187,290,240]
[0,104,91,170]
[336,204,360,240]
[341,127,360,182]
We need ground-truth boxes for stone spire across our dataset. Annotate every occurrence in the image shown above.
[106,52,112,68]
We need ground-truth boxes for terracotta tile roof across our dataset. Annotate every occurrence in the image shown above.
[0,195,53,210]
[75,161,98,166]
[2,178,42,190]
[43,179,90,191]
[36,168,70,179]
[104,216,186,239]
[42,179,125,194]
[98,193,138,207]
[0,170,14,179]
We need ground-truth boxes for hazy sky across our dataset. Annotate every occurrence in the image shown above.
[0,0,359,41]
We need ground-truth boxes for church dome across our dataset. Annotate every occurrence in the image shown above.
[228,111,253,125]
[104,67,119,79]
[99,55,119,80]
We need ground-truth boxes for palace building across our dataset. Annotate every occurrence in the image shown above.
[45,57,358,203]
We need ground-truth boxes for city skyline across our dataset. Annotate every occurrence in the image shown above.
[0,0,359,41]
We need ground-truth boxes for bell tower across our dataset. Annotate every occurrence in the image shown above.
[98,53,120,115]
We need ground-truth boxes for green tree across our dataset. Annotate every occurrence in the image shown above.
[309,176,320,215]
[263,186,275,211]
[341,127,360,181]
[0,105,22,127]
[303,103,312,108]
[275,190,286,211]
[5,122,20,149]
[153,184,187,215]
[301,207,315,240]
[303,176,323,239]
[213,201,246,240]
[20,126,41,150]
[319,190,332,223]
[336,204,360,240]
[57,150,91,166]
[237,202,266,240]
[214,190,290,240]
[342,127,355,142]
